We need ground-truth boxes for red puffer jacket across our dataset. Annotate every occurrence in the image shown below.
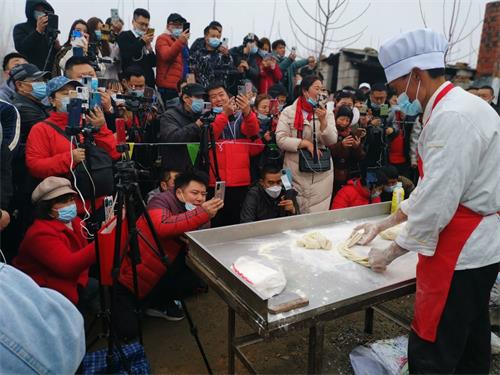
[13,217,95,304]
[258,62,282,94]
[119,190,211,298]
[208,111,263,187]
[25,111,121,213]
[331,178,381,209]
[155,32,187,90]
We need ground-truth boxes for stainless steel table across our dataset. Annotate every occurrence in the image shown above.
[186,202,416,374]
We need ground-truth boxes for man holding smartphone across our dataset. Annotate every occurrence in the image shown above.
[13,0,61,71]
[117,8,156,88]
[156,13,190,103]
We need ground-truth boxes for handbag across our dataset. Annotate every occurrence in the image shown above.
[43,121,115,199]
[298,148,331,173]
[297,115,331,173]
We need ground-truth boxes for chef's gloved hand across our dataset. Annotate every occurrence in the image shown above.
[368,242,409,273]
[352,222,381,245]
[354,209,408,246]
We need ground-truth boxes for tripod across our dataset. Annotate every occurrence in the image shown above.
[197,113,221,182]
[109,145,213,374]
[42,29,59,72]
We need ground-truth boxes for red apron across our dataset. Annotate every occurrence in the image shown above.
[412,83,484,342]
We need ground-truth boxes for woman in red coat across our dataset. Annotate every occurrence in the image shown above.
[331,169,387,210]
[13,177,96,306]
[258,52,282,94]
[25,76,121,215]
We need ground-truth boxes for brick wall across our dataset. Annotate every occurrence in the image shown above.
[476,1,500,78]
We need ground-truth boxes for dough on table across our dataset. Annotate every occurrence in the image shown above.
[296,232,332,250]
[379,223,406,241]
[335,230,370,267]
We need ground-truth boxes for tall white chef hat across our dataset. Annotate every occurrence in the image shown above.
[378,28,448,83]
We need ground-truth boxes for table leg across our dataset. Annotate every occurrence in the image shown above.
[308,323,325,374]
[364,307,374,334]
[228,306,236,375]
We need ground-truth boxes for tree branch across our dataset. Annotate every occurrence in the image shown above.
[296,0,325,28]
[328,2,370,30]
[285,0,323,44]
[419,0,428,28]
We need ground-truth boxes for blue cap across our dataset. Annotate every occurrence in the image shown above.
[46,76,82,97]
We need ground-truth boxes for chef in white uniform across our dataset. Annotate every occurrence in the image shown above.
[354,28,500,374]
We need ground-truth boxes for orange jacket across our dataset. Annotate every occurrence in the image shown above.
[155,33,187,90]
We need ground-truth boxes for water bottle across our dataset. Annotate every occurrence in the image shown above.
[391,182,405,213]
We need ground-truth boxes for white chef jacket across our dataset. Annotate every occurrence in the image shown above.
[396,81,500,270]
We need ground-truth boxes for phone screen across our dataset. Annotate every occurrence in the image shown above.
[147,28,155,35]
[380,104,389,117]
[68,98,83,129]
[237,85,246,96]
[183,22,190,32]
[111,8,119,22]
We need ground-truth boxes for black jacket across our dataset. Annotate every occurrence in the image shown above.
[13,0,58,71]
[117,30,156,88]
[189,37,206,55]
[240,184,299,223]
[11,92,49,144]
[159,102,201,171]
[229,45,260,88]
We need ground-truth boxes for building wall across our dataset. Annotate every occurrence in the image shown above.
[476,1,500,105]
[336,53,359,90]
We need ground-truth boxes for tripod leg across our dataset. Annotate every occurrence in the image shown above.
[180,299,213,375]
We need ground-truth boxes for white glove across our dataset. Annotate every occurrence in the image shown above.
[368,242,408,273]
[353,208,408,246]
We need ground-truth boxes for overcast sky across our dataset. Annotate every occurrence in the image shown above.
[1,0,489,68]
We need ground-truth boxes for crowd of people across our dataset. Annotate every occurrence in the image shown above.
[1,2,499,373]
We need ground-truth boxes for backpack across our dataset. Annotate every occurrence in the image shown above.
[43,121,115,199]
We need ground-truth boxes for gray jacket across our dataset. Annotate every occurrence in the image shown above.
[159,102,201,171]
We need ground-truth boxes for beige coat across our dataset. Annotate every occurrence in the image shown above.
[276,99,337,214]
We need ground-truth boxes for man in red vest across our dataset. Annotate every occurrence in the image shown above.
[355,28,500,373]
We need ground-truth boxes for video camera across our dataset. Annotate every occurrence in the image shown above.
[116,87,156,113]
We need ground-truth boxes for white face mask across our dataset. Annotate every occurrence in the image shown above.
[265,185,282,199]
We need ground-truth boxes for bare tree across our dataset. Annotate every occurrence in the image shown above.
[285,0,370,60]
[418,0,484,64]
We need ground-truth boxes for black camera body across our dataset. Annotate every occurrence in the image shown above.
[116,92,154,112]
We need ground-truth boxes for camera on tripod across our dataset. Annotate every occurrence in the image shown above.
[116,87,155,113]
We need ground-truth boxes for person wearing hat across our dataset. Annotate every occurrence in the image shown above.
[354,28,500,373]
[358,82,371,95]
[258,51,282,95]
[229,33,260,89]
[10,63,51,144]
[25,76,120,215]
[13,176,96,306]
[156,13,190,103]
[329,105,365,195]
[159,83,207,171]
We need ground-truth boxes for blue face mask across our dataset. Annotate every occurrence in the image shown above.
[397,72,422,116]
[31,82,47,100]
[134,28,145,37]
[208,38,221,49]
[56,203,77,223]
[191,98,204,114]
[94,30,102,40]
[172,28,182,38]
[307,97,318,107]
[213,106,223,114]
[257,113,269,121]
[370,101,380,110]
[57,97,70,113]
[132,89,144,98]
[249,46,258,54]
[185,202,196,211]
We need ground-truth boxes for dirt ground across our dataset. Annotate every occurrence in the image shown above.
[140,290,500,374]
